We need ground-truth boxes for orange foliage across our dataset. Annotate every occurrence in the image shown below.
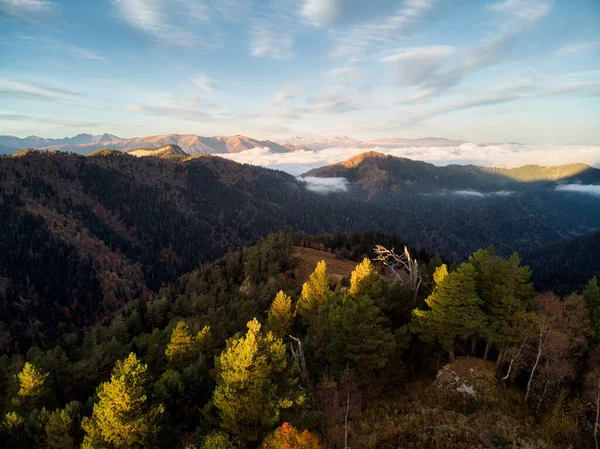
[263,423,322,449]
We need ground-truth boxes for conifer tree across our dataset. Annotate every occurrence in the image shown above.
[322,295,396,383]
[469,247,534,359]
[166,321,198,370]
[349,258,383,299]
[267,291,294,339]
[296,261,331,324]
[213,318,302,442]
[45,401,81,449]
[411,263,486,362]
[13,362,48,410]
[195,325,212,355]
[81,353,164,449]
[433,264,448,287]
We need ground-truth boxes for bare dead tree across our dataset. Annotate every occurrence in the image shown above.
[373,245,423,304]
[502,336,528,380]
[289,335,309,388]
[525,315,552,402]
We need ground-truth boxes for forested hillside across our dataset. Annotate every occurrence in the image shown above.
[0,233,598,448]
[1,150,598,354]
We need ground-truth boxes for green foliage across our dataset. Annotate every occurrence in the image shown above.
[433,264,448,287]
[81,353,164,448]
[44,401,82,449]
[199,431,242,449]
[349,258,383,299]
[314,295,396,383]
[166,321,199,370]
[213,319,303,442]
[411,263,486,359]
[266,291,294,339]
[469,247,533,352]
[296,261,332,325]
[13,362,49,410]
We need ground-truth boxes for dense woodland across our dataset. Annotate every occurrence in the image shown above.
[1,150,599,354]
[1,150,599,448]
[0,232,598,448]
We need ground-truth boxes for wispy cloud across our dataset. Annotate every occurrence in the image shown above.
[111,0,217,49]
[250,21,295,60]
[0,0,57,21]
[0,111,106,128]
[0,78,86,103]
[332,0,439,58]
[552,41,599,57]
[384,0,552,101]
[300,0,339,27]
[192,74,218,92]
[271,90,296,106]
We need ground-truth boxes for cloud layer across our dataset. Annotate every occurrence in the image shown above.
[298,176,349,193]
[220,143,600,176]
[556,184,600,197]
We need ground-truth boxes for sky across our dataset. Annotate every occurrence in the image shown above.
[1,0,599,144]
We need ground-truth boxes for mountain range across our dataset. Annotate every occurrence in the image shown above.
[0,133,308,155]
[0,133,469,155]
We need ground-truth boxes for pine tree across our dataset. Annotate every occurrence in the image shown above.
[13,362,48,410]
[195,325,212,355]
[266,291,293,339]
[349,258,383,299]
[166,321,198,370]
[213,318,302,442]
[411,263,487,362]
[433,264,448,287]
[469,247,533,359]
[321,295,396,383]
[296,261,332,324]
[81,353,164,448]
[45,401,81,449]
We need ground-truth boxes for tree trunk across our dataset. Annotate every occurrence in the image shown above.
[471,340,477,356]
[537,380,549,412]
[448,347,456,363]
[496,348,505,370]
[289,335,309,388]
[502,337,528,381]
[484,340,492,360]
[525,325,544,402]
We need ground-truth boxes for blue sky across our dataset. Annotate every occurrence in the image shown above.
[0,0,599,143]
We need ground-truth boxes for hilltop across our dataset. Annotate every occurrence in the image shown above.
[304,151,600,194]
[127,144,190,159]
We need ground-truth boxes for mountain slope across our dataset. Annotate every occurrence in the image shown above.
[127,144,190,159]
[0,150,385,349]
[304,151,600,194]
[524,232,600,293]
